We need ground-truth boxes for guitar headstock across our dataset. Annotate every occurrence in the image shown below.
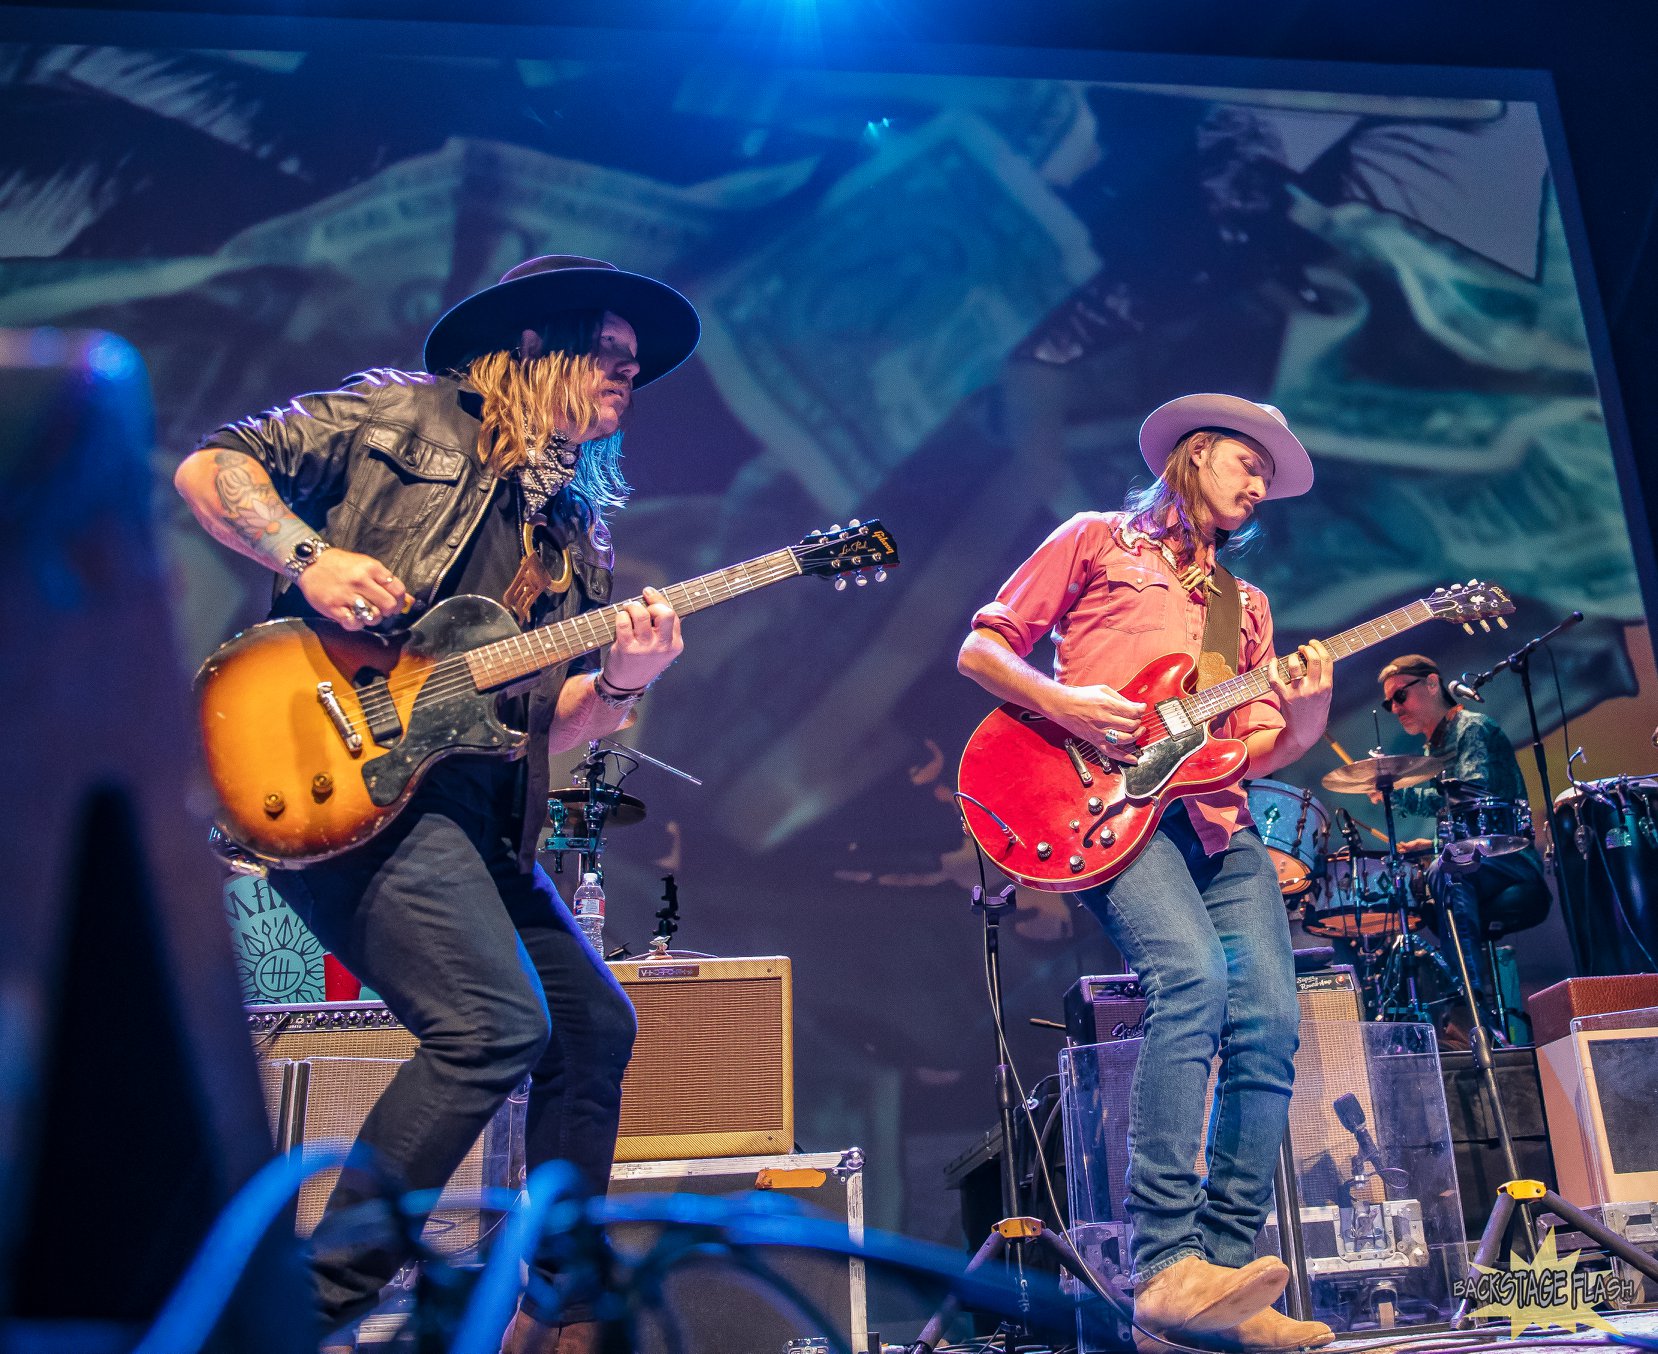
[794,518,901,590]
[1427,579,1515,634]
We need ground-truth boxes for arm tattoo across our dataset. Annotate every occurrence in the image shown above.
[211,451,307,560]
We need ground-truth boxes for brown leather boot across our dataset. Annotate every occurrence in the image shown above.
[1133,1255,1290,1352]
[499,1309,602,1354]
[1207,1307,1335,1351]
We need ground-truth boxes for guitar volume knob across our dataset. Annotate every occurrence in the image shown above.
[1087,796,1103,814]
[1069,854,1085,871]
[1035,842,1052,860]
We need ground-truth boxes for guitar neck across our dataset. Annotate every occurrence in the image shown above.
[463,547,802,688]
[1183,598,1437,725]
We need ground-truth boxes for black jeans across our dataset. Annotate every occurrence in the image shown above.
[283,785,636,1332]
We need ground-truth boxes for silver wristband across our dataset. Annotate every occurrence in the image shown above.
[282,536,331,582]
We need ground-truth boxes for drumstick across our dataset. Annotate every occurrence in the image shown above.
[1321,735,1391,843]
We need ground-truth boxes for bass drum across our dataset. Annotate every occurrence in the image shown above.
[1553,776,1658,975]
[1246,779,1329,897]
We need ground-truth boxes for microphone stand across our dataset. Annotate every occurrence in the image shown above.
[1458,611,1583,970]
[906,882,1131,1354]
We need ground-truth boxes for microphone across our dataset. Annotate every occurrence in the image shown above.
[1333,1093,1410,1194]
[1446,675,1484,704]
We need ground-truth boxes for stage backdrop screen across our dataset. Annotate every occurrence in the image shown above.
[3,34,1652,1251]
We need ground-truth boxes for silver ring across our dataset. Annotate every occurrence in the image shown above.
[1103,729,1121,745]
[350,596,375,623]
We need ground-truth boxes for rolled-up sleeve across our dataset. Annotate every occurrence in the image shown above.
[197,382,375,511]
[971,514,1107,658]
[1226,580,1287,744]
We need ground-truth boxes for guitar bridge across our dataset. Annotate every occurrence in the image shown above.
[316,681,363,754]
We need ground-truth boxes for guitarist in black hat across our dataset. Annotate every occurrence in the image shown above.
[175,256,699,1353]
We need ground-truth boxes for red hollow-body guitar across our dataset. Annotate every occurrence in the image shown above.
[956,581,1514,892]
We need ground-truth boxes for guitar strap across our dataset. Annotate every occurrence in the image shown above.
[1196,565,1241,691]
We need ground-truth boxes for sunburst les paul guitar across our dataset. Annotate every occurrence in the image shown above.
[956,580,1515,893]
[198,520,899,865]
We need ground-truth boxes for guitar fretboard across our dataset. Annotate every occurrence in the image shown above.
[464,548,802,688]
[1181,599,1435,724]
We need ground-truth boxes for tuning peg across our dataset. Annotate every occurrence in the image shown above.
[1462,623,1474,634]
[874,567,888,582]
[849,518,862,528]
[1433,587,1446,596]
[1468,577,1478,585]
[833,576,848,592]
[828,524,842,533]
[804,529,822,540]
[1479,619,1491,632]
[855,573,869,587]
[1497,617,1508,629]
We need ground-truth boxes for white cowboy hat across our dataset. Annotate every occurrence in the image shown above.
[1138,393,1314,500]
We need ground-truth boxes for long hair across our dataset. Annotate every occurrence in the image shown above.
[464,308,631,520]
[1122,426,1262,563]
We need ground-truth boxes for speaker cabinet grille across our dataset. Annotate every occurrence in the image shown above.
[1063,968,1373,1209]
[248,1004,513,1255]
[611,957,793,1162]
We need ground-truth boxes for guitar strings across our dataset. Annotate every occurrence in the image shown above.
[331,554,805,740]
[356,555,798,710]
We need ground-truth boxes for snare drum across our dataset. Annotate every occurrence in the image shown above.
[1246,778,1330,896]
[1301,849,1427,938]
[1439,796,1532,867]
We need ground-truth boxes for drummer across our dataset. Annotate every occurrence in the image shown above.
[1375,655,1550,1036]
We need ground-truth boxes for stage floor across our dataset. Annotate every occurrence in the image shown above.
[1322,1306,1658,1354]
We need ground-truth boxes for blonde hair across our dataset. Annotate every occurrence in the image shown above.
[467,347,608,478]
[1122,426,1262,563]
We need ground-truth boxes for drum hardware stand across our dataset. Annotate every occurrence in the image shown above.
[1455,611,1583,969]
[543,739,701,883]
[647,875,680,956]
[1369,761,1458,1024]
[906,881,1132,1354]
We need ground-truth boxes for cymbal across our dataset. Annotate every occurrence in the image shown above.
[547,787,647,828]
[1320,755,1444,795]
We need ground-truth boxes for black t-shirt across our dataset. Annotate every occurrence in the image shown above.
[447,475,525,609]
[425,476,543,822]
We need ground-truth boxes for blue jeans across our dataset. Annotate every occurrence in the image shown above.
[1079,807,1299,1283]
[283,778,636,1333]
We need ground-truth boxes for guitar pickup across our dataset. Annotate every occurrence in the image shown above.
[354,674,404,745]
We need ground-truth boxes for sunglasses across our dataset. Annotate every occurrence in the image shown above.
[1382,678,1426,710]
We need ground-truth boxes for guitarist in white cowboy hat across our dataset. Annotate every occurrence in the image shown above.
[176,255,699,1353]
[959,394,1336,1352]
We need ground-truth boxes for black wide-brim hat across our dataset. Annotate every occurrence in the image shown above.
[423,254,700,388]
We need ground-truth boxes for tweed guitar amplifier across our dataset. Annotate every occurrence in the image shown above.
[610,956,793,1162]
[248,1002,520,1256]
[1063,967,1378,1203]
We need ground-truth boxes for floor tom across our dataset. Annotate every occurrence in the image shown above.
[1439,795,1532,868]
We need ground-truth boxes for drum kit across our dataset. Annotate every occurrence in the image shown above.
[1249,752,1536,1023]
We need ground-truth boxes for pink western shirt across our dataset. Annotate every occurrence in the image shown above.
[971,511,1287,856]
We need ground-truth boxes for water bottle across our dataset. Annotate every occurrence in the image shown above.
[571,872,606,953]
